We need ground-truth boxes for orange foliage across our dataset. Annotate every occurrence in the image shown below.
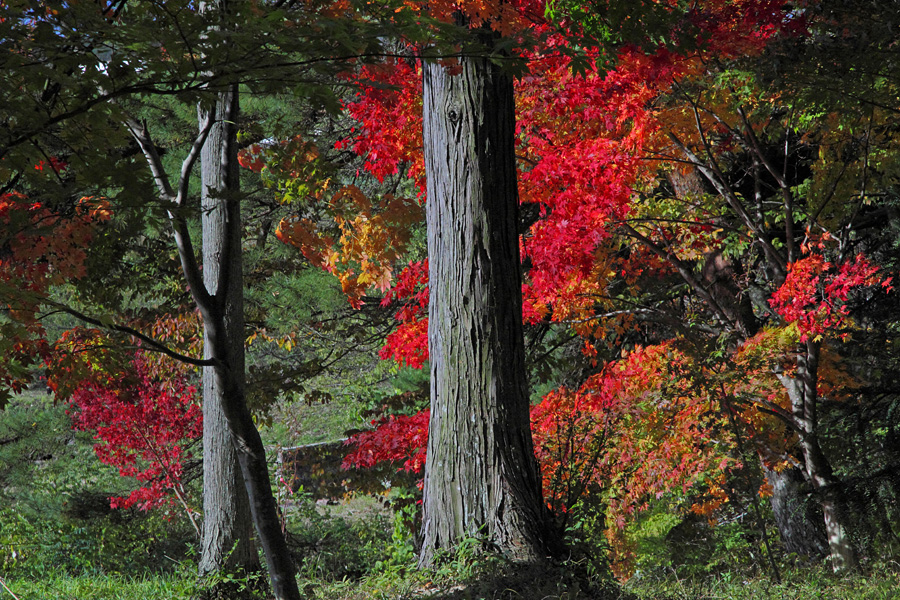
[276,185,422,308]
[0,193,110,396]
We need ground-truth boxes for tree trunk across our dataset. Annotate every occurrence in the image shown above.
[191,3,301,598]
[782,341,857,573]
[418,46,560,567]
[195,86,301,600]
[763,463,828,559]
[208,345,300,600]
[197,86,260,583]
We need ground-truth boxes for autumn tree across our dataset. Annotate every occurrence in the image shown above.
[250,39,564,564]
[607,3,900,570]
[320,0,895,575]
[0,1,394,597]
[243,0,569,565]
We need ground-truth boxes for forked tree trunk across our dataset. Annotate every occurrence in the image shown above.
[418,45,560,567]
[197,86,260,583]
[196,84,301,600]
[192,3,301,598]
[781,341,857,573]
[129,46,300,600]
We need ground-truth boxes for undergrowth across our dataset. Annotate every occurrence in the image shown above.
[4,393,900,600]
[624,563,900,600]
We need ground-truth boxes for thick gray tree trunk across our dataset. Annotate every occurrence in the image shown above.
[418,47,560,567]
[189,3,301,598]
[197,86,260,583]
[763,463,828,559]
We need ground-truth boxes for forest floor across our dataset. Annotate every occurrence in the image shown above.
[3,563,900,599]
[2,391,900,599]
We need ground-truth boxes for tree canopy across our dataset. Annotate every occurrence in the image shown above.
[2,0,900,594]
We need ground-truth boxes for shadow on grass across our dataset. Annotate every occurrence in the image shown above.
[403,562,634,600]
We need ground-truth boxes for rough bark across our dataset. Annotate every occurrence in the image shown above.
[763,463,828,559]
[780,341,857,573]
[197,86,260,582]
[418,48,560,567]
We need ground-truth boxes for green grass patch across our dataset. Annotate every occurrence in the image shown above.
[624,563,900,600]
[1,572,198,600]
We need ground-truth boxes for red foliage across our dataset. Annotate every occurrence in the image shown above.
[344,343,737,533]
[33,157,68,174]
[336,59,425,192]
[0,193,108,302]
[68,353,202,516]
[532,344,737,524]
[770,252,891,340]
[0,193,109,396]
[342,409,429,474]
[378,260,429,367]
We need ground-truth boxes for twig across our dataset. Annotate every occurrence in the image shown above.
[0,576,21,600]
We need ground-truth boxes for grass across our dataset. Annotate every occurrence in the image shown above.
[0,572,199,600]
[4,562,899,600]
[624,563,900,600]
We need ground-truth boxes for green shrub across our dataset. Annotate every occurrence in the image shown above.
[0,393,196,577]
[285,488,395,581]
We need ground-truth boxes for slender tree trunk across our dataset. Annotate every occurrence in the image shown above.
[127,42,300,600]
[418,44,560,567]
[191,3,300,598]
[782,341,857,573]
[197,85,260,584]
[196,84,301,600]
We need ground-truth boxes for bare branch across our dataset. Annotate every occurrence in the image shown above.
[667,130,787,278]
[619,221,744,335]
[178,113,215,207]
[736,105,798,262]
[125,118,176,200]
[46,301,215,368]
[124,117,213,310]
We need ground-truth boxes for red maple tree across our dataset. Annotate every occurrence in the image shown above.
[68,352,203,534]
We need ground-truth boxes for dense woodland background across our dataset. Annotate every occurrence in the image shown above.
[2,0,900,598]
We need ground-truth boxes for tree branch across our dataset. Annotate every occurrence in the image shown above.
[667,130,787,279]
[125,117,214,311]
[736,105,797,262]
[179,112,215,208]
[619,221,744,335]
[125,118,176,200]
[45,301,215,367]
